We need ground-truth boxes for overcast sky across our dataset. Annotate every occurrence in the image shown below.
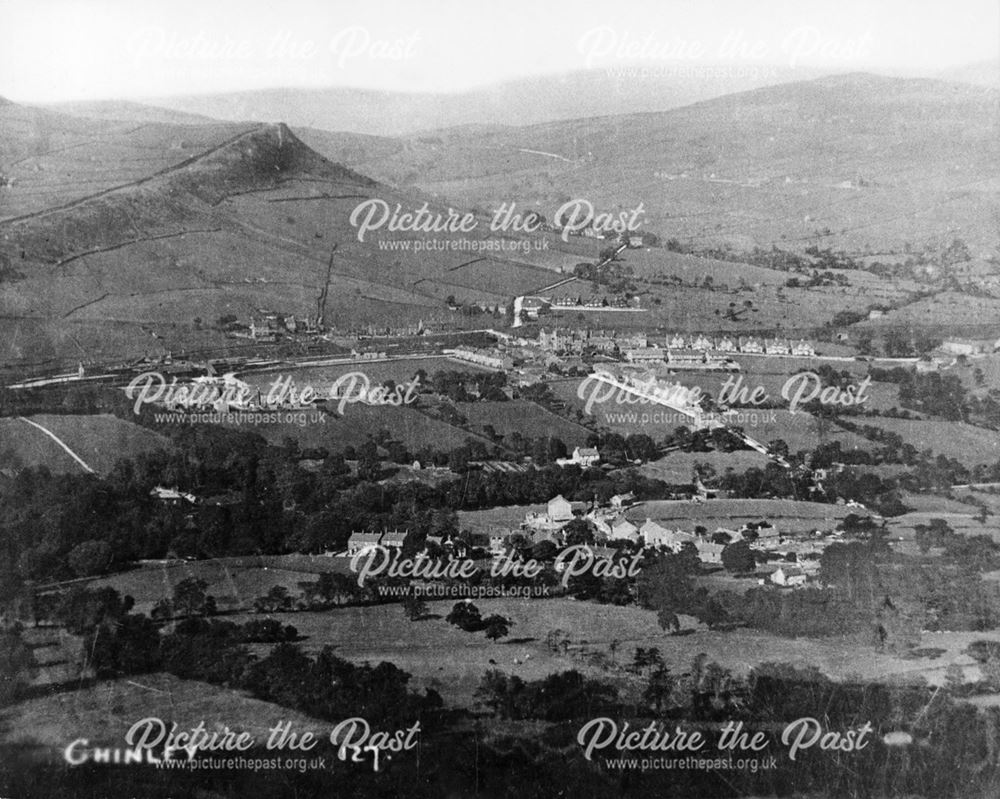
[1,0,997,102]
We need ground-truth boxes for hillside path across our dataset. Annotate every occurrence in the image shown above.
[17,416,96,474]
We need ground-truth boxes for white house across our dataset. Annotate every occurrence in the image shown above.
[695,540,725,564]
[150,486,198,505]
[771,566,807,587]
[572,447,600,467]
[640,519,676,549]
[547,495,574,523]
[610,517,640,543]
[610,492,636,510]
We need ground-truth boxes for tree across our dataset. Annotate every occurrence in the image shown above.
[563,518,594,546]
[402,595,428,621]
[68,540,113,577]
[0,626,38,705]
[643,664,675,713]
[721,540,755,573]
[483,614,512,641]
[446,600,482,631]
[173,578,216,617]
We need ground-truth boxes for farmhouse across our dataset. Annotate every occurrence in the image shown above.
[695,540,725,564]
[548,495,574,522]
[640,519,675,549]
[771,566,807,587]
[610,517,640,543]
[574,447,600,466]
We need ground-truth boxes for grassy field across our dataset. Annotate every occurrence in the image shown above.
[639,450,771,483]
[0,413,170,475]
[0,672,329,760]
[623,498,854,533]
[850,416,1000,467]
[216,404,493,453]
[456,399,591,446]
[886,511,999,542]
[88,556,353,616]
[229,598,999,707]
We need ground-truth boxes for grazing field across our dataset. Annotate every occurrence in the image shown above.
[886,512,999,542]
[624,498,854,533]
[849,416,1000,467]
[639,450,771,483]
[87,556,352,615]
[0,672,329,760]
[218,404,493,453]
[457,504,546,535]
[456,400,591,446]
[0,414,170,475]
[230,599,996,707]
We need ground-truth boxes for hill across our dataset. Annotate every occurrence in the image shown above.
[314,73,1000,256]
[139,66,827,137]
[0,108,577,371]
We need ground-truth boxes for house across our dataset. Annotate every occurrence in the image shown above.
[739,337,764,354]
[690,334,713,351]
[666,348,704,365]
[640,519,676,549]
[764,339,792,355]
[150,486,197,505]
[572,447,600,467]
[771,566,807,587]
[590,516,612,538]
[547,495,574,523]
[488,532,510,555]
[940,339,986,357]
[624,347,665,363]
[695,540,725,564]
[610,517,639,543]
[716,336,738,352]
[610,492,636,510]
[380,530,408,549]
[538,329,561,351]
[519,296,551,319]
[667,334,687,349]
[445,348,513,370]
[347,532,383,557]
[791,340,815,357]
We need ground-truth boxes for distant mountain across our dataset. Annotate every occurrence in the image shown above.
[139,66,827,136]
[48,100,218,125]
[300,72,1000,254]
[937,59,1000,87]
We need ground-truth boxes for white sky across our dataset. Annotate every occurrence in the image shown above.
[1,0,997,102]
